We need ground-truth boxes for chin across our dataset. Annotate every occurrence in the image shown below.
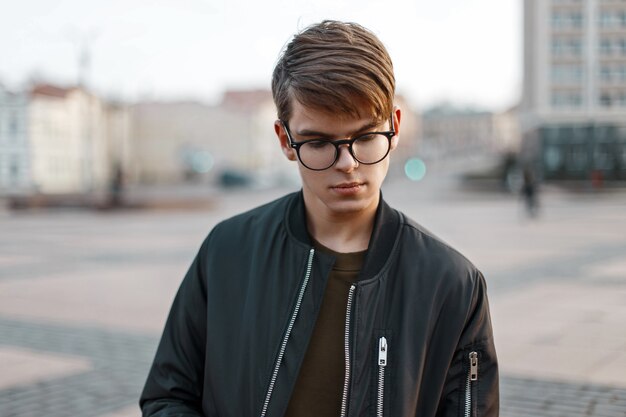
[323,195,376,215]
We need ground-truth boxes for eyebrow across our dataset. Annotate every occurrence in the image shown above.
[295,120,382,138]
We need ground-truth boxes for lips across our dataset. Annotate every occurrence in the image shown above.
[333,182,363,189]
[330,182,365,195]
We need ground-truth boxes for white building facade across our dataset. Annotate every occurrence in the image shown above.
[28,85,112,194]
[522,0,626,180]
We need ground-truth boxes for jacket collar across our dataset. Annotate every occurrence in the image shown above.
[286,190,401,280]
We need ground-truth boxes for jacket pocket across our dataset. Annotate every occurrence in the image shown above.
[463,351,479,417]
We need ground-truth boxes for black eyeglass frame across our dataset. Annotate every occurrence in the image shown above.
[280,115,396,171]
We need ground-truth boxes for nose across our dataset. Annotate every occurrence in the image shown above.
[334,144,358,172]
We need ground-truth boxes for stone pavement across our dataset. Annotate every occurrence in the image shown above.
[1,171,625,416]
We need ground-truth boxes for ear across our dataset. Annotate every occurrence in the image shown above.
[390,106,402,152]
[275,120,297,161]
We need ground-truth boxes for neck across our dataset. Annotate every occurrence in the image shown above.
[303,194,379,253]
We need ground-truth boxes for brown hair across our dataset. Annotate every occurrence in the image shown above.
[272,20,395,123]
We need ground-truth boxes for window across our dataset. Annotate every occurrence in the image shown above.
[571,12,584,28]
[9,157,19,181]
[570,38,583,55]
[554,65,584,83]
[544,146,563,172]
[552,38,565,56]
[9,113,18,139]
[568,144,588,172]
[552,37,584,57]
[620,143,626,167]
[552,93,565,107]
[600,93,612,106]
[600,11,613,28]
[594,143,614,170]
[600,38,612,55]
[598,10,624,28]
[600,66,612,82]
[552,91,583,108]
[595,125,611,141]
[552,12,584,29]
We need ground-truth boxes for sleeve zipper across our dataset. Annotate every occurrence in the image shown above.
[464,351,479,417]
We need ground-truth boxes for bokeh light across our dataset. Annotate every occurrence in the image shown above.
[404,157,427,181]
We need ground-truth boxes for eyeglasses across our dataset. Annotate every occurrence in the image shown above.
[280,116,396,171]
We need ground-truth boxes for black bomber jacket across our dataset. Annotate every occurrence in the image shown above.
[140,191,499,416]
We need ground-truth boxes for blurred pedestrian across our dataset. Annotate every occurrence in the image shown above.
[140,20,499,417]
[107,162,124,209]
[591,169,604,191]
[521,165,539,218]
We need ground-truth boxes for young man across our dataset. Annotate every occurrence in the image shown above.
[140,20,499,417]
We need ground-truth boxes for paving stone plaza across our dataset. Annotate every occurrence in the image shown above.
[1,168,625,417]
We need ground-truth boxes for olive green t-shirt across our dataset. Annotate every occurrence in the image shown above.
[284,241,366,416]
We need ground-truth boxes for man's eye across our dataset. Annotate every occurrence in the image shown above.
[356,134,377,142]
[306,140,332,149]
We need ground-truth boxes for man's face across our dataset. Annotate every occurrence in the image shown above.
[275,100,401,219]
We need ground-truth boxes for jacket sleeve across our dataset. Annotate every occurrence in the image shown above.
[140,238,209,416]
[437,270,499,417]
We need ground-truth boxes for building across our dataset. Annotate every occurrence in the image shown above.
[220,89,294,184]
[494,105,523,155]
[0,84,30,195]
[130,101,244,183]
[130,90,293,185]
[421,103,519,159]
[1,83,130,198]
[28,84,111,194]
[522,0,626,180]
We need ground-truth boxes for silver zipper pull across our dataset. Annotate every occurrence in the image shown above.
[378,337,388,366]
[469,351,478,381]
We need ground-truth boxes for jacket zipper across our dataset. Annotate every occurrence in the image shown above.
[464,351,478,417]
[260,248,315,417]
[340,284,356,417]
[377,336,388,417]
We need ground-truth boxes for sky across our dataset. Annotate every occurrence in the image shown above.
[0,0,522,111]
